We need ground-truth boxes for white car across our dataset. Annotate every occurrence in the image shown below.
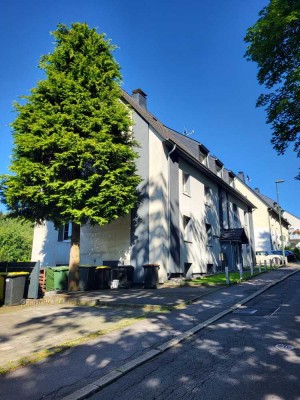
[255,251,284,265]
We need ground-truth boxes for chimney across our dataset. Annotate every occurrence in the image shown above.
[237,171,245,183]
[254,188,260,193]
[132,88,147,109]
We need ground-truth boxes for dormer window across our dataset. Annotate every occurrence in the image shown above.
[215,160,223,177]
[228,172,235,187]
[198,145,209,166]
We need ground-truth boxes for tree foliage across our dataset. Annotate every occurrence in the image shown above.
[0,23,141,290]
[244,0,300,179]
[0,213,33,262]
[0,23,140,226]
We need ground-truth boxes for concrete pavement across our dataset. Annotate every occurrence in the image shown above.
[0,284,220,372]
[0,265,299,400]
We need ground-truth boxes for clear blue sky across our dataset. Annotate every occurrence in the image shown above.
[0,0,299,216]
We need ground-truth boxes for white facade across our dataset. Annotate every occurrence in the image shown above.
[31,89,256,282]
[235,178,289,253]
[284,211,300,248]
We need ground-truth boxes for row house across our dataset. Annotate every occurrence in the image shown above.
[235,175,290,252]
[31,89,256,283]
[283,211,300,249]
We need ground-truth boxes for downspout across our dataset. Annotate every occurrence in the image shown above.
[167,143,177,279]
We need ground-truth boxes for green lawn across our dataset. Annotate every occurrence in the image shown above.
[188,265,279,285]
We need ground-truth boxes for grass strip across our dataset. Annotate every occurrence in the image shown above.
[187,265,281,285]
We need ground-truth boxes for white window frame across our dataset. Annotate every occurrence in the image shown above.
[204,186,212,207]
[233,204,239,224]
[244,210,248,227]
[206,223,212,247]
[182,172,191,196]
[183,215,193,242]
[58,222,72,242]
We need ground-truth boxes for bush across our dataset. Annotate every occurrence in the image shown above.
[0,213,33,261]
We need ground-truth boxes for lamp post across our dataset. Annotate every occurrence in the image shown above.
[275,179,285,260]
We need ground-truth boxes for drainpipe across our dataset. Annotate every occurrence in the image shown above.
[167,143,177,279]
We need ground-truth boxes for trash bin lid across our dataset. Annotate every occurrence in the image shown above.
[52,266,69,271]
[96,266,111,269]
[143,264,160,267]
[6,272,30,277]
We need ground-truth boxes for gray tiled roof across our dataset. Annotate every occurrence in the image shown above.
[235,176,290,226]
[121,89,255,209]
[255,192,277,209]
[255,192,289,225]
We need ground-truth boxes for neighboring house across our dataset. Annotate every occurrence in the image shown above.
[31,89,256,283]
[235,174,290,253]
[283,211,300,249]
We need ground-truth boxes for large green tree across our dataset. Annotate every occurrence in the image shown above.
[0,213,33,262]
[244,0,300,179]
[0,23,141,290]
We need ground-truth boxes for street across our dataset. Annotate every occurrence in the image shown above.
[90,271,300,400]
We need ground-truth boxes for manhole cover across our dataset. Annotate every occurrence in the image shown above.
[275,344,294,351]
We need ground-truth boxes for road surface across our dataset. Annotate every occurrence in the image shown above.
[90,270,300,400]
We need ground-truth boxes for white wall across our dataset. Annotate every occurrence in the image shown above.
[31,221,70,266]
[179,158,221,275]
[148,126,169,282]
[80,215,131,266]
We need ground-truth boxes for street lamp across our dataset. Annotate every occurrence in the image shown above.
[275,179,285,260]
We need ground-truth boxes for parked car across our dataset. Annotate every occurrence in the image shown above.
[255,251,284,265]
[270,250,296,262]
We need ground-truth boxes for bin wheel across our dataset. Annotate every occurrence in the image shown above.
[20,299,26,305]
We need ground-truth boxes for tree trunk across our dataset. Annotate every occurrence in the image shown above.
[68,222,80,292]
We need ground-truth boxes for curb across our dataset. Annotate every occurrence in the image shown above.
[24,286,222,310]
[62,267,299,400]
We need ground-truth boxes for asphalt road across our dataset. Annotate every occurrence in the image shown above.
[90,271,300,400]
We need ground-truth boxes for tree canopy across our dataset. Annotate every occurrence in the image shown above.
[0,23,141,290]
[0,23,140,225]
[244,0,300,179]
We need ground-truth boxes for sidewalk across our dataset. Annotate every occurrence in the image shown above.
[0,285,219,371]
[0,265,299,400]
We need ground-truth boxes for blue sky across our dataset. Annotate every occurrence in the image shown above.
[0,0,299,216]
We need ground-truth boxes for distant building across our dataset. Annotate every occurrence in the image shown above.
[283,211,300,249]
[235,175,289,253]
